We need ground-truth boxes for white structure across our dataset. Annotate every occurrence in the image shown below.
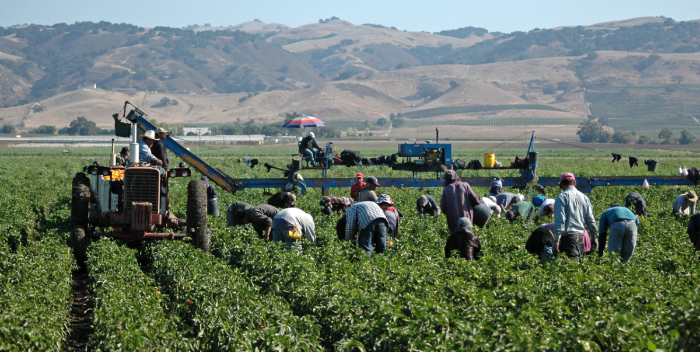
[77,84,97,90]
[183,127,211,136]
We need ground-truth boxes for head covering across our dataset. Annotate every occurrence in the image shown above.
[506,210,517,223]
[155,127,168,134]
[201,176,209,185]
[455,217,473,233]
[342,197,353,207]
[321,207,333,215]
[532,195,546,207]
[179,161,187,168]
[418,195,428,207]
[488,196,497,203]
[560,172,576,182]
[308,131,315,138]
[120,146,129,154]
[443,170,461,186]
[542,204,554,216]
[685,190,698,202]
[515,194,524,202]
[366,176,380,187]
[142,130,159,141]
[376,194,393,205]
[356,173,364,178]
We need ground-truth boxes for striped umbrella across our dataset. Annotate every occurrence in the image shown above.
[283,114,325,128]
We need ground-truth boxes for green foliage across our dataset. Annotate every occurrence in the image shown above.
[392,117,406,128]
[577,119,607,143]
[376,117,386,126]
[58,116,104,136]
[31,125,56,134]
[637,135,652,144]
[679,129,697,145]
[435,26,489,38]
[543,84,557,95]
[1,124,17,134]
[612,131,637,144]
[87,240,191,350]
[659,127,675,144]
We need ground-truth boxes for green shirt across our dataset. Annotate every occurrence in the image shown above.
[511,201,535,218]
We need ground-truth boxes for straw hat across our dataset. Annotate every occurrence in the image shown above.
[684,190,698,202]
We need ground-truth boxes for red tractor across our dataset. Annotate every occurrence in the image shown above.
[70,156,211,263]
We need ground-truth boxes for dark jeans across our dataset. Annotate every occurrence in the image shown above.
[357,219,387,257]
[560,234,584,261]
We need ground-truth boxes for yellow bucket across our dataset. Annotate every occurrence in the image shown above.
[484,153,496,168]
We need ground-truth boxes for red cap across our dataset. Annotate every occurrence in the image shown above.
[560,172,576,182]
[356,173,364,178]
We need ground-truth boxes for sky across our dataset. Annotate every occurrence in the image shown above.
[1,0,698,33]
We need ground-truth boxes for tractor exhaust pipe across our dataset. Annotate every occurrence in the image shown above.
[435,128,439,144]
[109,138,117,166]
[130,121,139,164]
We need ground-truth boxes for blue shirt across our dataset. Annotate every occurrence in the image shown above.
[138,139,159,164]
[598,207,637,235]
[553,187,599,241]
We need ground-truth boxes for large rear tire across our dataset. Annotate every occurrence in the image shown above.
[187,180,210,251]
[71,173,92,264]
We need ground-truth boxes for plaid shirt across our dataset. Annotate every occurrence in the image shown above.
[345,202,387,240]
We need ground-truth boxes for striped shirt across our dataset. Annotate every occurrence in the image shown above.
[345,202,387,241]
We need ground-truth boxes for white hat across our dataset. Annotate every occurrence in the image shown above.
[142,130,159,140]
[155,127,168,134]
[515,194,524,202]
[308,131,315,138]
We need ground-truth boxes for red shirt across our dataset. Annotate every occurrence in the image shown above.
[350,182,366,200]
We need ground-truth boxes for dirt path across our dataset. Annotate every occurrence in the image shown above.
[64,268,94,352]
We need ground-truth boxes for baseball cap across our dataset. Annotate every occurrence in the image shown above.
[366,176,380,187]
[560,172,576,182]
[155,127,168,134]
[532,195,546,207]
[356,173,364,178]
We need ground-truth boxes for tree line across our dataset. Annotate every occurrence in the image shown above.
[577,119,697,144]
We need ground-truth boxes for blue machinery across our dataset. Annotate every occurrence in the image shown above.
[116,102,696,195]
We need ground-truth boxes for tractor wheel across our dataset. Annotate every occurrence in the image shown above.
[71,226,89,264]
[187,180,209,251]
[194,227,211,252]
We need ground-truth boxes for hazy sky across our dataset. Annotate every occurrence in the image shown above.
[1,0,698,33]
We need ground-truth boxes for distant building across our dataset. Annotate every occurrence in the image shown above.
[183,127,211,136]
[77,84,96,90]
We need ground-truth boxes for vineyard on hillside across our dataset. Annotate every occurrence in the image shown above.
[587,86,700,136]
[1,150,700,350]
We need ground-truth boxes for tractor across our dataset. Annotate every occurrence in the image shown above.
[69,119,211,263]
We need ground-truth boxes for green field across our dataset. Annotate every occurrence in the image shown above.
[1,147,700,350]
[587,86,700,136]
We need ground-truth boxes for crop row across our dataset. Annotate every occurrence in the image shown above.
[400,117,582,128]
[145,240,323,351]
[0,239,73,351]
[586,86,700,104]
[86,239,190,351]
[402,104,564,119]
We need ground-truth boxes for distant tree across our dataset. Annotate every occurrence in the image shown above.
[397,112,403,118]
[278,65,290,73]
[659,127,675,144]
[392,117,406,128]
[557,81,574,91]
[612,131,636,144]
[576,120,606,143]
[363,120,370,128]
[1,124,16,134]
[597,116,609,126]
[598,131,612,143]
[417,82,441,99]
[672,75,684,85]
[389,113,396,120]
[133,71,149,80]
[543,84,557,95]
[679,129,697,145]
[61,116,102,136]
[395,63,410,69]
[32,104,45,113]
[32,125,56,134]
[376,118,386,126]
[449,80,459,89]
[637,135,652,144]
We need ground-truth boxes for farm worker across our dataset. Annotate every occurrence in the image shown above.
[489,177,503,197]
[505,200,535,224]
[417,195,441,217]
[357,176,380,202]
[151,127,170,169]
[482,196,502,219]
[672,190,698,215]
[300,131,322,166]
[138,130,163,168]
[320,196,353,215]
[227,201,252,230]
[377,195,400,239]
[201,176,219,216]
[116,146,129,166]
[553,173,599,261]
[686,213,700,251]
[272,207,316,252]
[495,192,520,213]
[541,223,591,254]
[598,205,639,262]
[267,191,296,209]
[345,201,389,257]
[533,196,556,223]
[526,226,555,263]
[235,205,279,241]
[350,173,366,201]
[611,153,622,162]
[444,217,481,260]
[440,170,482,233]
[625,192,648,217]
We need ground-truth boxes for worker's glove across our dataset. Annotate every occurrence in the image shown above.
[590,238,598,253]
